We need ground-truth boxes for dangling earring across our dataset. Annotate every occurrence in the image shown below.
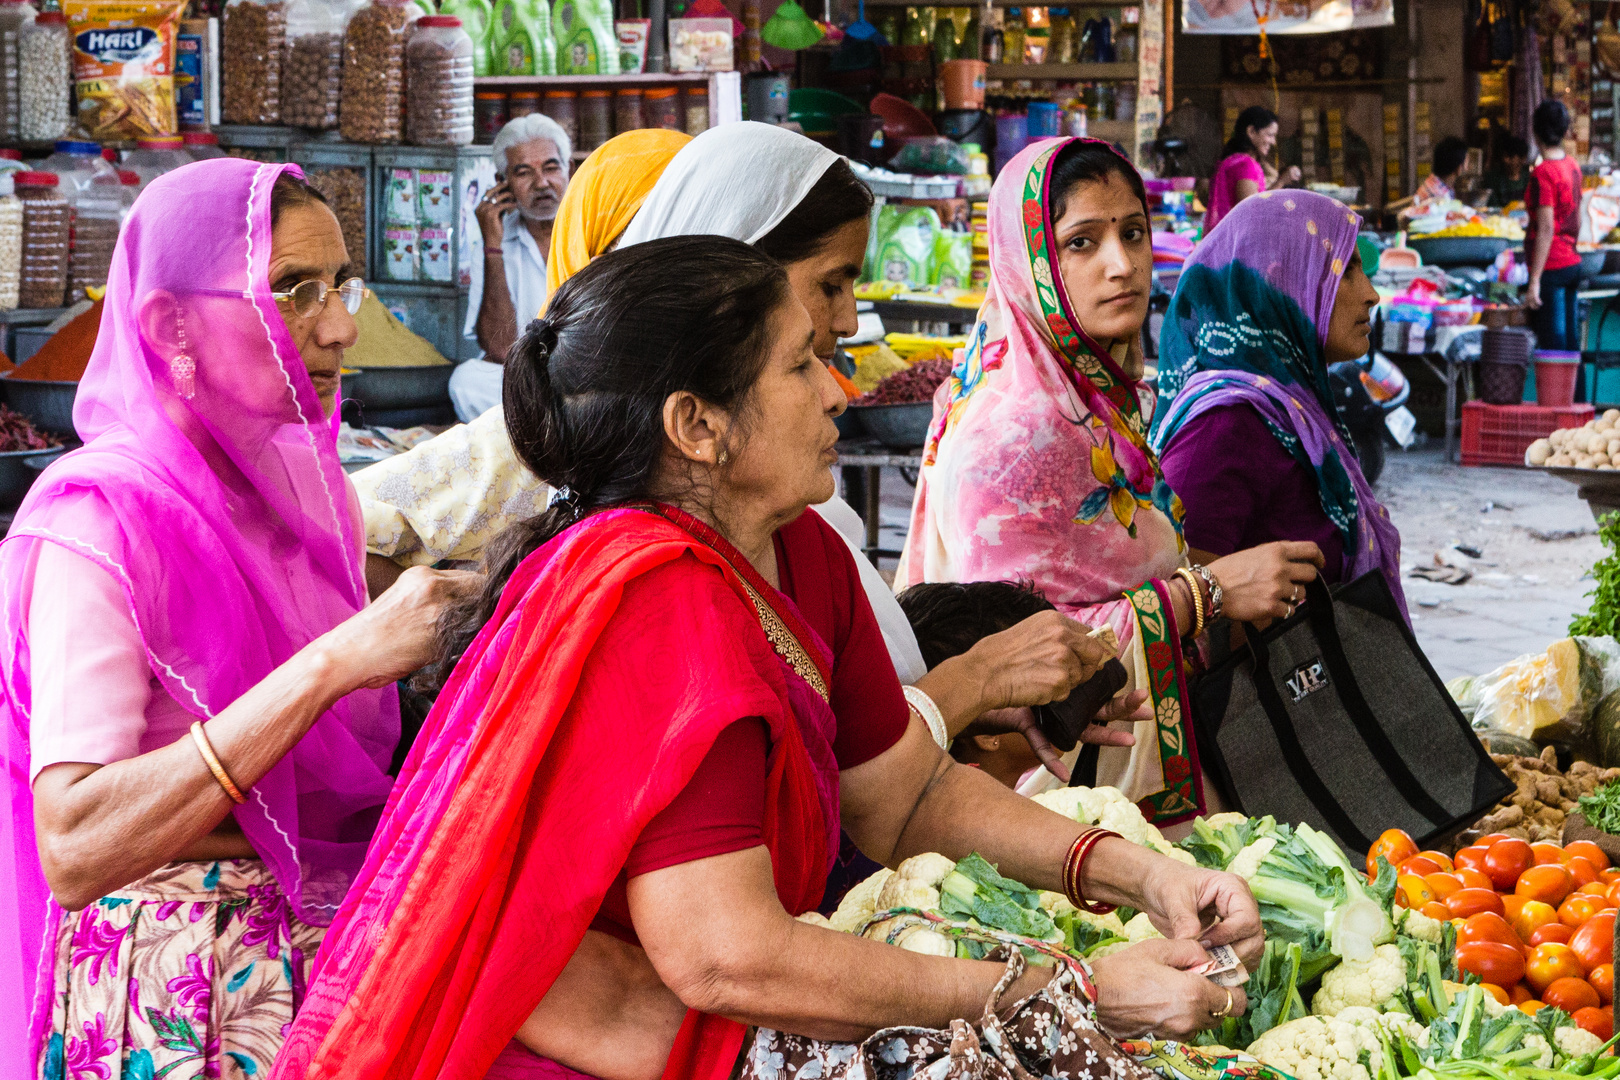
[170,312,195,400]
[716,449,729,466]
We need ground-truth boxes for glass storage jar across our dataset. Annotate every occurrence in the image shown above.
[222,0,286,124]
[281,0,344,130]
[339,0,419,144]
[18,12,68,143]
[578,88,610,151]
[541,89,576,147]
[643,85,678,129]
[0,0,36,143]
[474,90,507,143]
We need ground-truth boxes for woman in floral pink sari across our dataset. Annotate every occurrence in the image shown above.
[899,138,1323,826]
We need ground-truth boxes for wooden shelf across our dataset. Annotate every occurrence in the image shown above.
[474,73,712,89]
[864,0,1141,7]
[986,62,1137,79]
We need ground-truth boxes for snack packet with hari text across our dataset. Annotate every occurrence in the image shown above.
[65,0,187,141]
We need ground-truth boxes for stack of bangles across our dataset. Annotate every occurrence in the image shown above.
[1171,564,1223,640]
[1063,826,1122,914]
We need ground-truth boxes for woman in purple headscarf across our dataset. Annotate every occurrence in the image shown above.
[1148,189,1402,611]
[0,159,467,1080]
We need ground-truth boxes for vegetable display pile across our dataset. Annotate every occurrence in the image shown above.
[1527,410,1620,470]
[851,358,952,405]
[1469,750,1620,845]
[0,404,58,452]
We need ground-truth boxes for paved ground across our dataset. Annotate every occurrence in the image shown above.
[847,441,1610,683]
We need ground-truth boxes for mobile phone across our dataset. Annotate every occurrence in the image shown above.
[1032,658,1129,754]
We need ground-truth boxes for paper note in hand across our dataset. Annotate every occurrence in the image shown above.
[1199,943,1250,987]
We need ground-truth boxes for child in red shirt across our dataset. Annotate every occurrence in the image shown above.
[1526,99,1585,355]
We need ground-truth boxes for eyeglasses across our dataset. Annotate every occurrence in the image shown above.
[271,277,369,319]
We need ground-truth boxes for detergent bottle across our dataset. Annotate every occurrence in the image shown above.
[492,0,554,74]
[552,0,613,73]
[441,0,493,74]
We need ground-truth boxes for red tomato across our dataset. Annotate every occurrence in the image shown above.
[1456,846,1492,874]
[1458,868,1498,892]
[1608,881,1620,909]
[1569,856,1601,889]
[1574,1006,1615,1042]
[1479,833,1513,846]
[1502,894,1529,926]
[1420,901,1452,922]
[1568,841,1613,872]
[1543,976,1602,1014]
[1458,942,1527,987]
[1517,864,1576,906]
[1591,964,1615,1005]
[1399,875,1436,908]
[1420,850,1456,872]
[1514,899,1561,941]
[1369,829,1420,879]
[1485,839,1536,891]
[1531,922,1575,946]
[1560,893,1608,929]
[1427,873,1465,900]
[1448,888,1508,919]
[1460,912,1523,949]
[1527,943,1587,993]
[1510,981,1536,1004]
[1532,842,1569,866]
[1570,911,1616,972]
[1601,867,1620,885]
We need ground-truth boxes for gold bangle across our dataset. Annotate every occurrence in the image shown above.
[1174,567,1206,637]
[189,721,247,805]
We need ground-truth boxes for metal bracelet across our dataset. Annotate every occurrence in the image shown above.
[903,685,951,750]
[1191,563,1224,621]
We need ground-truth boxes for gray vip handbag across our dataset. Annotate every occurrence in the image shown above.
[1190,572,1512,854]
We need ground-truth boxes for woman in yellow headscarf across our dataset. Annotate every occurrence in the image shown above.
[357,129,692,591]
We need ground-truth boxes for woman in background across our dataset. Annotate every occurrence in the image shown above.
[1525,99,1585,355]
[1205,105,1300,233]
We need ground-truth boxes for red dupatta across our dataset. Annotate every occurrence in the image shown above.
[273,505,838,1080]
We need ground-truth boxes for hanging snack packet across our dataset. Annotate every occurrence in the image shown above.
[64,0,187,142]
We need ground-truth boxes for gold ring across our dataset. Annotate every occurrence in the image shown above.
[1212,987,1234,1019]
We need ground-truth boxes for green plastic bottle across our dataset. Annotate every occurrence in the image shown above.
[552,0,614,73]
[441,0,493,75]
[492,0,555,74]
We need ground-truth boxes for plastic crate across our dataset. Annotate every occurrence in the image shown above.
[1460,401,1594,466]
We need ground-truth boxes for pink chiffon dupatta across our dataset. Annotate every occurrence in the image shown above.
[0,159,397,1079]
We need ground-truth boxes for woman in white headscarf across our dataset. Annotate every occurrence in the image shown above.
[358,123,1127,759]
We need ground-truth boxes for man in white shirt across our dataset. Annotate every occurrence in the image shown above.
[451,113,572,421]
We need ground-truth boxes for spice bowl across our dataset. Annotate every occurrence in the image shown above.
[848,401,933,450]
[0,445,63,506]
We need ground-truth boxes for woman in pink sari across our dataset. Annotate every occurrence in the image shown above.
[0,159,465,1080]
[899,138,1323,825]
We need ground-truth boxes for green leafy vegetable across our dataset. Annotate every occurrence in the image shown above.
[1572,511,1620,638]
[1200,939,1308,1050]
[1052,910,1126,957]
[938,853,1056,940]
[1244,822,1397,964]
[1578,781,1620,835]
[1177,815,1277,870]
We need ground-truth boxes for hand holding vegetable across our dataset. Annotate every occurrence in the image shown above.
[1089,937,1250,1039]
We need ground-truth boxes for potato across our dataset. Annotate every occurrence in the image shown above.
[1551,453,1574,466]
[1593,452,1610,466]
[1605,409,1619,423]
[1528,438,1553,465]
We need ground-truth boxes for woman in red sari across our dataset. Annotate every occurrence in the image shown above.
[274,237,1265,1080]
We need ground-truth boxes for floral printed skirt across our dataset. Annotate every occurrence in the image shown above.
[38,859,325,1080]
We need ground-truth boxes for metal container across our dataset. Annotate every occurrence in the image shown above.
[339,364,454,410]
[1406,236,1510,268]
[0,443,62,505]
[833,409,863,441]
[0,376,75,437]
[848,401,932,449]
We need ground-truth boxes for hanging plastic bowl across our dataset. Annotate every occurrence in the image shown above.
[869,92,937,140]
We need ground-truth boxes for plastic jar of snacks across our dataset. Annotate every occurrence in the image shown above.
[507,89,539,118]
[0,173,22,312]
[0,0,36,144]
[579,88,610,151]
[18,12,68,143]
[222,0,286,125]
[280,0,344,130]
[613,87,641,133]
[541,89,576,147]
[125,135,192,192]
[16,171,66,310]
[183,132,227,159]
[683,85,708,135]
[406,14,474,146]
[474,91,507,143]
[643,86,679,130]
[339,0,419,144]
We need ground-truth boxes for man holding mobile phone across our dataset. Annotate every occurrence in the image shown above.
[452,113,573,421]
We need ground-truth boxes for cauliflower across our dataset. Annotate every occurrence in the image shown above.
[1310,944,1405,1015]
[875,852,955,912]
[1393,907,1444,945]
[1032,786,1189,861]
[1248,1009,1426,1080]
[1205,812,1250,829]
[1523,1033,1556,1069]
[1123,911,1162,943]
[1555,1024,1605,1062]
[796,911,832,928]
[1228,836,1278,880]
[828,867,892,933]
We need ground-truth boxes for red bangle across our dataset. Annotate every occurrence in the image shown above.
[1064,827,1122,915]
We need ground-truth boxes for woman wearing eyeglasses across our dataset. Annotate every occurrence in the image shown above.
[0,160,473,1080]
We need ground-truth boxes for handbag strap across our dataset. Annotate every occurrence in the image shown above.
[1244,621,1374,852]
[1298,576,1454,830]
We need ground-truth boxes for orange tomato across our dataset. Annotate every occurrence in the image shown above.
[1608,881,1620,909]
[1401,856,1444,878]
[1517,864,1576,906]
[1486,839,1536,891]
[1543,976,1602,1014]
[1532,842,1569,866]
[1559,893,1608,928]
[1570,911,1616,972]
[1456,846,1491,874]
[1569,856,1601,889]
[1600,867,1620,885]
[1481,983,1511,1005]
[1527,943,1587,993]
[1448,888,1508,919]
[1479,833,1513,846]
[1514,899,1560,942]
[1531,922,1575,946]
[1460,912,1523,949]
[1567,841,1613,872]
[1428,873,1465,900]
[1591,964,1615,1005]
[1458,942,1526,987]
[1580,881,1613,897]
[1368,829,1420,880]
[1399,875,1437,908]
[1520,999,1547,1016]
[1574,1006,1615,1042]
[1510,981,1535,1004]
[1502,894,1529,924]
[1421,901,1452,922]
[1420,850,1456,872]
[1458,868,1498,892]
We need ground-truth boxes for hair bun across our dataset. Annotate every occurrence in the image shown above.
[526,317,559,354]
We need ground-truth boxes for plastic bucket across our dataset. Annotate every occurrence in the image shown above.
[1535,351,1581,408]
[940,59,987,109]
[837,113,886,164]
[1479,359,1528,405]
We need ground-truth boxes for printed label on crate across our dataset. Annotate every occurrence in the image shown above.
[383,225,418,282]
[385,169,418,224]
[419,226,453,283]
[418,170,454,226]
